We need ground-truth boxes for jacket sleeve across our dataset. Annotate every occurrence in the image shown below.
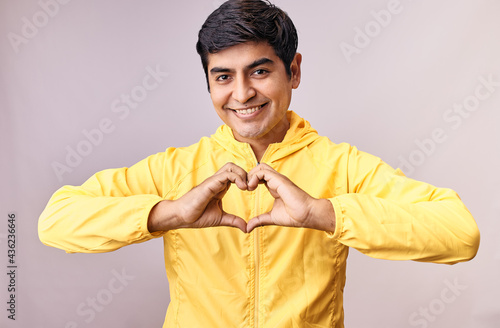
[329,146,480,264]
[38,153,168,253]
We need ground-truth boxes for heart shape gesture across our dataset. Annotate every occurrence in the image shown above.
[245,163,335,233]
[147,163,336,234]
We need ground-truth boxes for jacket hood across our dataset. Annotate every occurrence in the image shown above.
[211,111,321,163]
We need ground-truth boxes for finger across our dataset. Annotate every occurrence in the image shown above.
[217,162,248,177]
[246,173,262,191]
[201,175,230,199]
[247,162,274,176]
[220,171,248,191]
[203,171,249,199]
[246,213,274,233]
[247,168,282,192]
[247,165,272,190]
[216,163,248,190]
[219,213,248,233]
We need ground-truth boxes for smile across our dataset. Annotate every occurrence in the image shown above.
[232,103,267,115]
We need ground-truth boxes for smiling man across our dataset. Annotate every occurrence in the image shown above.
[38,1,480,327]
[209,42,298,153]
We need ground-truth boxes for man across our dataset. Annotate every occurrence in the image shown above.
[38,0,480,327]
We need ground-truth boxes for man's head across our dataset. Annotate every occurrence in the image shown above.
[196,0,302,150]
[196,0,298,90]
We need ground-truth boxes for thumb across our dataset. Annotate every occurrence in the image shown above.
[246,213,273,233]
[220,212,248,233]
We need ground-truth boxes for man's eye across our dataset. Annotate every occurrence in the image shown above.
[254,69,268,75]
[216,75,229,81]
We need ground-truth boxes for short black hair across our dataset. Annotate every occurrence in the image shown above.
[196,0,298,91]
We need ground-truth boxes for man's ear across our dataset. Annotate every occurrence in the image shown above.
[290,53,302,89]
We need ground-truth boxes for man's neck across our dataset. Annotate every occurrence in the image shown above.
[245,122,290,162]
[230,111,291,162]
[250,142,269,163]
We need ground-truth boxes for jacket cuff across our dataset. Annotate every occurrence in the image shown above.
[140,198,167,238]
[325,197,344,240]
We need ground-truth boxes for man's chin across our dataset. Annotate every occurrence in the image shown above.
[231,127,267,142]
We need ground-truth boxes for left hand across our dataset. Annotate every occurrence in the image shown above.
[246,163,336,233]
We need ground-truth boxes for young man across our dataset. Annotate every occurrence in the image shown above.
[39,1,480,327]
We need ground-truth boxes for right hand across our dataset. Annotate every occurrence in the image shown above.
[147,163,248,233]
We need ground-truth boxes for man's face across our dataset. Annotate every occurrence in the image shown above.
[207,42,301,145]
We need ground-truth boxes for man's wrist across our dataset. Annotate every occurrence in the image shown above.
[148,200,180,233]
[311,198,336,233]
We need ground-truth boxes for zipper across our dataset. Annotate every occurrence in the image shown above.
[250,145,274,327]
[254,219,260,327]
[248,144,275,327]
[250,146,261,327]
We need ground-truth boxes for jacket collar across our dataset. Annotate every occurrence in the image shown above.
[211,111,320,163]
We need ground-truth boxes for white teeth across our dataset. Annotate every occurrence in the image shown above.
[234,105,263,115]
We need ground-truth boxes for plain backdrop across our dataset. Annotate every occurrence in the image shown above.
[1,0,499,327]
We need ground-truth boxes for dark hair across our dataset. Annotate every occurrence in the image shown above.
[196,0,298,90]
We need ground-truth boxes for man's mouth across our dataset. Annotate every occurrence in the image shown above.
[231,103,267,115]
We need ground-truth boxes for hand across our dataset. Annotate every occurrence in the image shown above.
[148,163,248,233]
[246,163,336,233]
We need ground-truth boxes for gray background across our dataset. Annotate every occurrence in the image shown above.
[1,0,499,327]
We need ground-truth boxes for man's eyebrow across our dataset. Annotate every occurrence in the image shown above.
[246,57,274,70]
[210,67,232,74]
[209,57,275,75]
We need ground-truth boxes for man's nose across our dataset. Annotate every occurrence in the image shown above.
[232,77,256,104]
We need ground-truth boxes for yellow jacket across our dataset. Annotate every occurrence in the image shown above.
[39,111,479,327]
